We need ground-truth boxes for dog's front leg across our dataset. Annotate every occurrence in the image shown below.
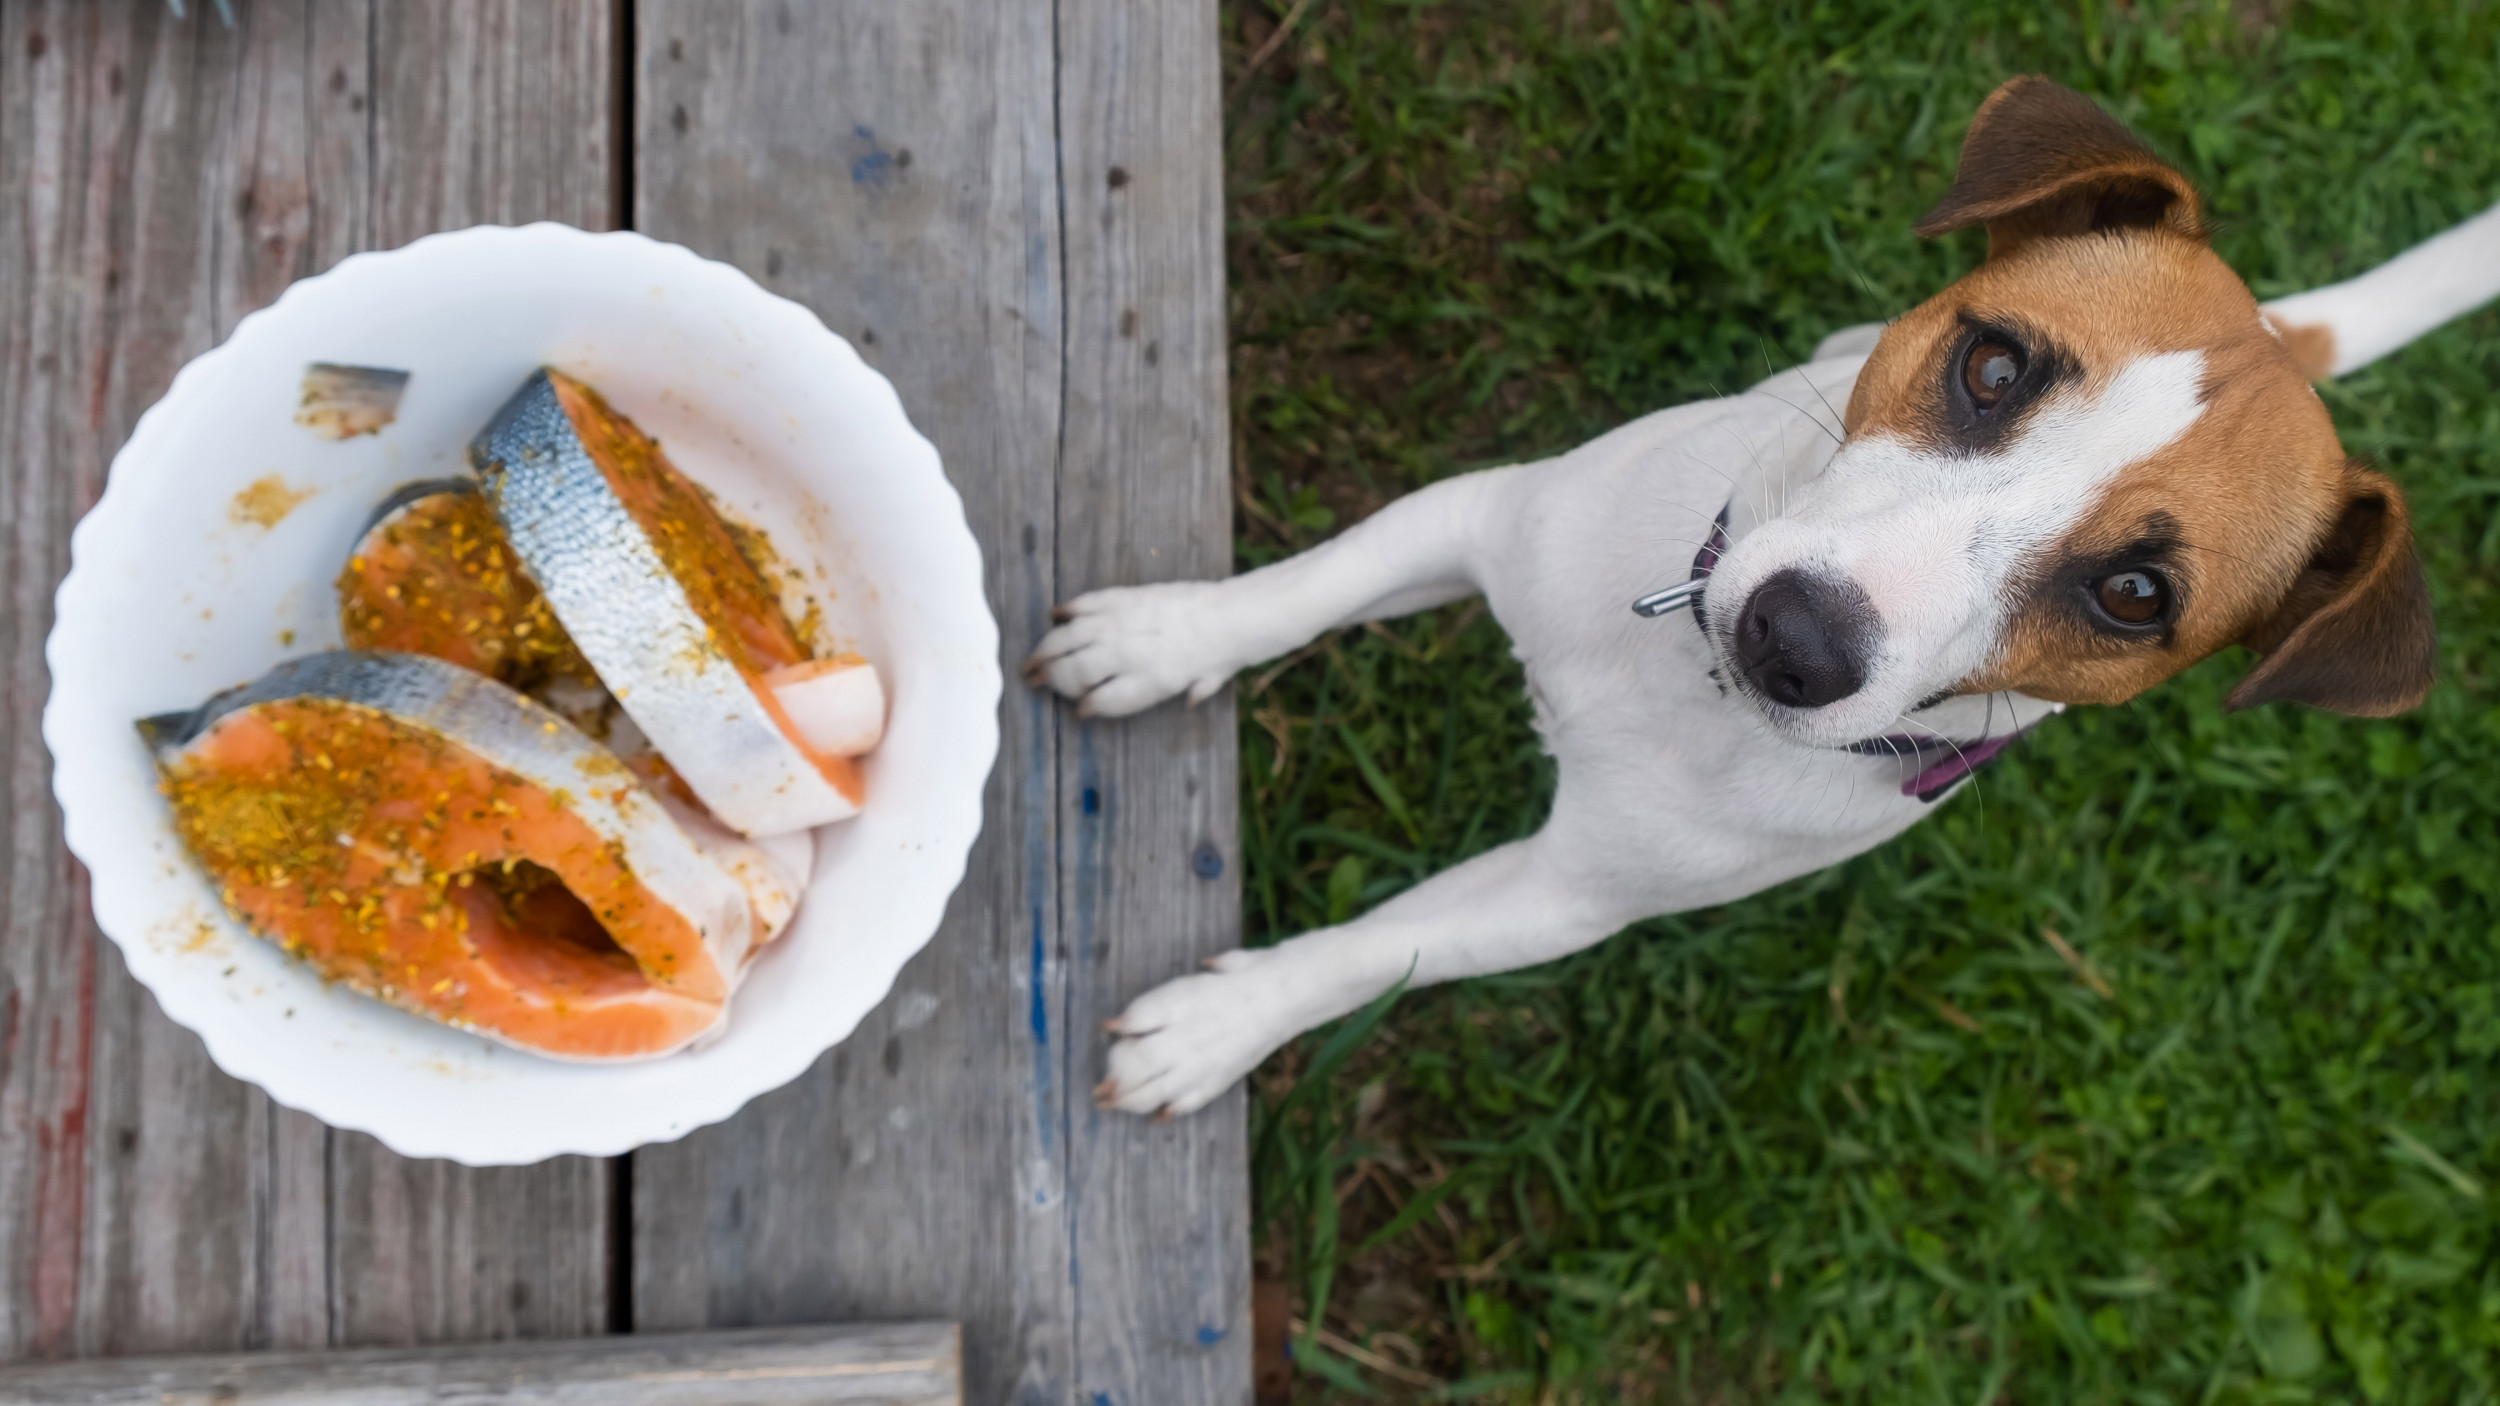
[1097,833,1634,1117]
[1024,466,1522,716]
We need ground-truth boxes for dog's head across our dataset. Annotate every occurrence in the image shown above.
[1703,76,2434,747]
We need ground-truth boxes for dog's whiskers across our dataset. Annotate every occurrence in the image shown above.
[1707,406,1781,535]
[1669,444,1746,508]
[1895,713,1989,834]
[1772,337,1853,450]
[1748,379,1844,449]
[1633,469,1738,525]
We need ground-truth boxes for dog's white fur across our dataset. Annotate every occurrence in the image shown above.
[1028,201,2500,1119]
[2265,201,2500,375]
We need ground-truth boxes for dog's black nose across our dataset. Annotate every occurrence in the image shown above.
[1733,569,1874,708]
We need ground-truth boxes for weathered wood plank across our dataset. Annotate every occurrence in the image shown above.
[1053,1,1250,1400]
[627,6,1073,1401]
[371,0,619,242]
[332,0,622,1351]
[327,1151,617,1347]
[0,1,295,1360]
[628,3,1248,1403]
[0,1322,962,1405]
[0,0,618,1361]
[259,1106,333,1352]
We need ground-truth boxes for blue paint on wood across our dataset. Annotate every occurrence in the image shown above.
[849,124,897,186]
[1026,230,1053,316]
[1197,1324,1226,1345]
[1029,904,1053,1156]
[1029,912,1049,1047]
[1019,579,1057,1165]
[1073,735,1103,955]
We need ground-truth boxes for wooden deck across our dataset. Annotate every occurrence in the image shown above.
[0,4,1247,1403]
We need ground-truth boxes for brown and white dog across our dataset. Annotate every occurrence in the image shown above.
[1027,77,2500,1118]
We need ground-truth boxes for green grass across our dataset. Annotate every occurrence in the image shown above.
[1219,1,2500,1401]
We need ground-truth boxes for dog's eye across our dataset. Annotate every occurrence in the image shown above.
[1963,339,2023,409]
[2094,570,2166,625]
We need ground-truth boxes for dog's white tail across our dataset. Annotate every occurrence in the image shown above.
[2263,201,2500,378]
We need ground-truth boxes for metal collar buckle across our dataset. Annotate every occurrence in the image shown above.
[1631,500,1731,618]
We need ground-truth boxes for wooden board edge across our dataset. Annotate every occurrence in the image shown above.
[0,1321,962,1404]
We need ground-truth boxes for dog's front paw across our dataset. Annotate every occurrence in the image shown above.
[1022,582,1243,718]
[1096,950,1298,1118]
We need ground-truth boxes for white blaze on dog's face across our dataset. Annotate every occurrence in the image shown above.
[1705,76,2435,747]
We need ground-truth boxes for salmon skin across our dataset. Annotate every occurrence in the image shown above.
[469,369,863,836]
[143,651,803,1062]
[295,362,410,440]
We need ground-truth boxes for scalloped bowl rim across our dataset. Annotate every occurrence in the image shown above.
[43,224,1000,1164]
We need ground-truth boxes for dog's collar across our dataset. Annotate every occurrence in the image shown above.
[1629,501,1730,618]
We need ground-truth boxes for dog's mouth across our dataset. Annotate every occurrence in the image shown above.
[1840,727,2034,802]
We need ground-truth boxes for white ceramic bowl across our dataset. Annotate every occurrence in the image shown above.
[44,224,999,1165]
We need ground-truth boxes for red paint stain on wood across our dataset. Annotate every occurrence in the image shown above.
[28,862,98,1356]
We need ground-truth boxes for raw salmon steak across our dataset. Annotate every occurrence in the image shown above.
[337,478,884,769]
[469,369,877,836]
[144,651,807,1061]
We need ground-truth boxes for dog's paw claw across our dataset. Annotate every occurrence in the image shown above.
[1098,963,1299,1119]
[1025,582,1245,719]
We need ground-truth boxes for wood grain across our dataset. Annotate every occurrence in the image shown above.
[1054,2,1250,1400]
[0,1322,961,1405]
[627,6,1073,1399]
[5,1,1245,1393]
[333,0,623,1352]
[0,0,618,1361]
[371,0,619,243]
[2,3,290,1360]
[628,3,1248,1402]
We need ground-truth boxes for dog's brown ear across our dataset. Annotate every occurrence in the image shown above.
[1916,76,2205,257]
[2226,465,2433,717]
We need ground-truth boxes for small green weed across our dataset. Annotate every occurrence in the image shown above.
[1225,1,2500,1401]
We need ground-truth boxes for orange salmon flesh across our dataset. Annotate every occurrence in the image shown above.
[160,698,728,1060]
[337,490,600,694]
